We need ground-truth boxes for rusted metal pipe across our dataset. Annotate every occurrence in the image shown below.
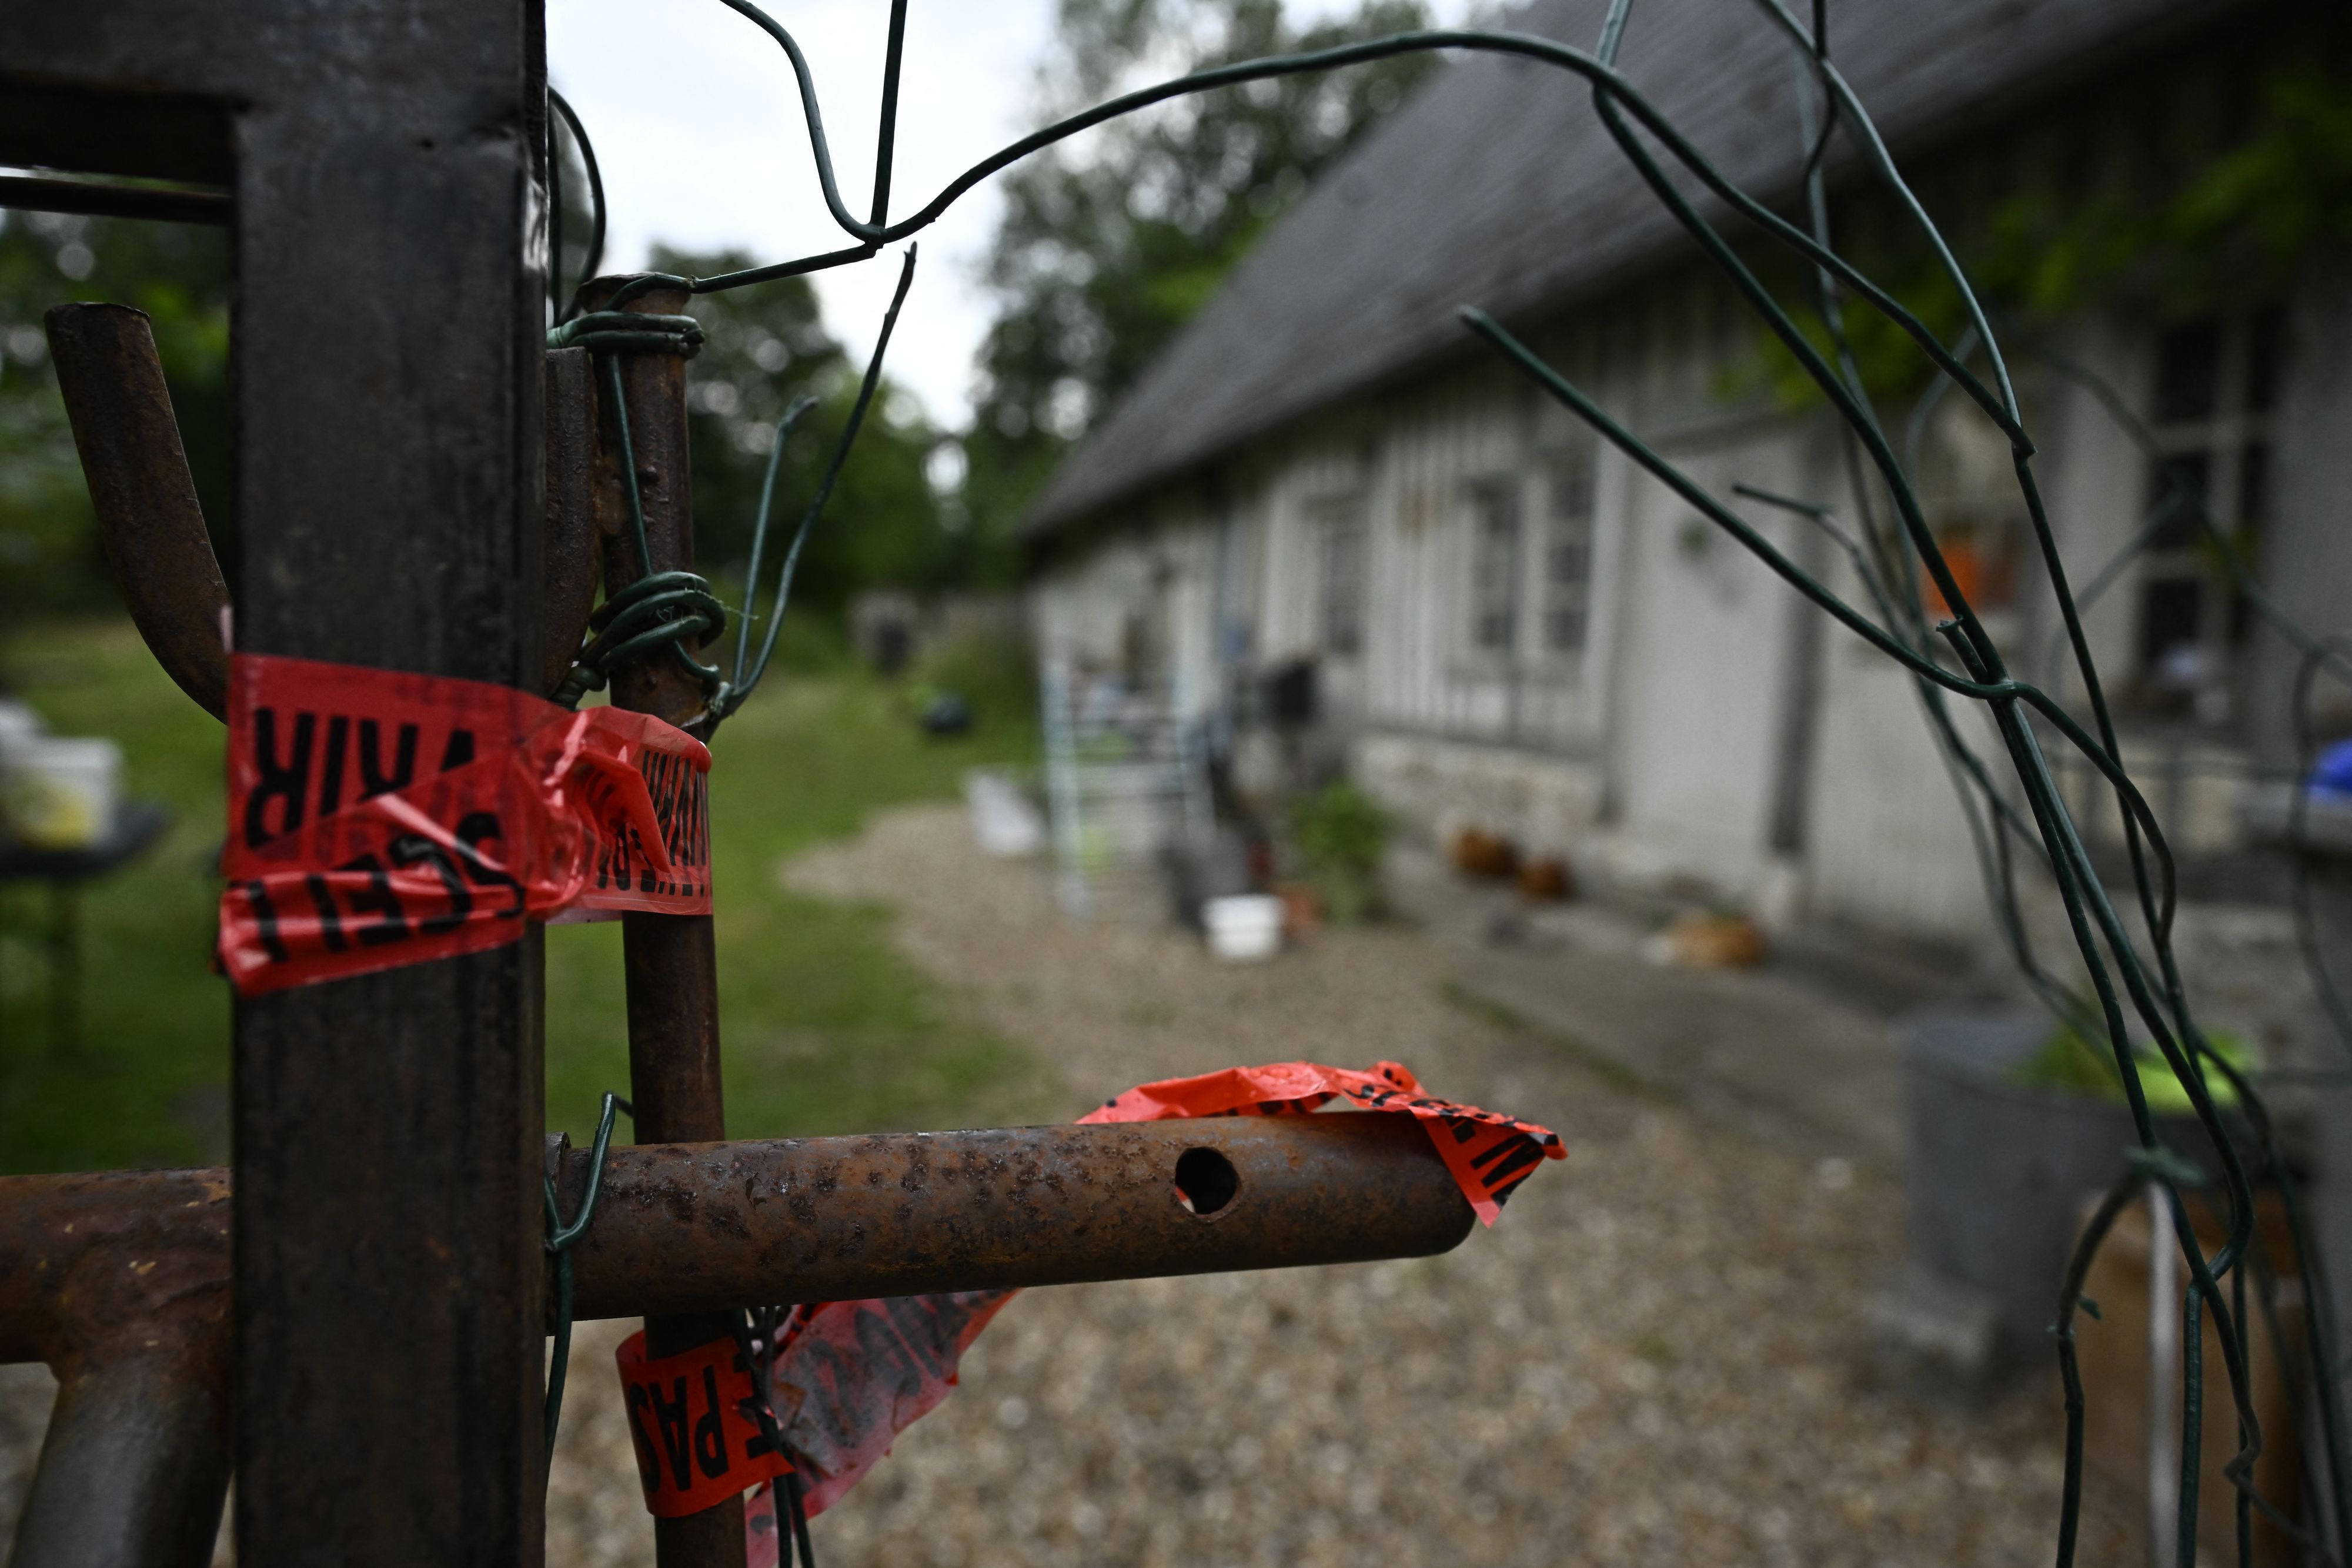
[43,303,230,721]
[0,1169,232,1568]
[578,275,709,733]
[0,1114,1471,1363]
[0,1122,1466,1564]
[576,273,741,1568]
[45,313,606,722]
[559,1115,1474,1320]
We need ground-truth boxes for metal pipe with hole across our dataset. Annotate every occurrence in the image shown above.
[556,1115,1475,1321]
[0,1115,1471,1568]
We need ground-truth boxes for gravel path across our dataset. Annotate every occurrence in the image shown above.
[2,801,2131,1564]
[544,803,2129,1567]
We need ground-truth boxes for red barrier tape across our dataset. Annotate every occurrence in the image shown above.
[741,1060,1560,1523]
[218,654,710,995]
[1080,1059,1563,1226]
[615,1329,796,1518]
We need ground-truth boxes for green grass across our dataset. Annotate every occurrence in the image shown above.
[0,617,1053,1174]
[0,621,234,1171]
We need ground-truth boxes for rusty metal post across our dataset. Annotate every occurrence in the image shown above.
[43,303,230,721]
[559,1116,1476,1318]
[0,9,553,1557]
[576,275,744,1568]
[225,52,550,1565]
[0,1169,233,1568]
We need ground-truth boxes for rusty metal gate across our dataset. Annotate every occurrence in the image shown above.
[2,3,2346,1567]
[0,14,1492,1568]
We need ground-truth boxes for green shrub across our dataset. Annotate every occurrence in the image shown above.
[911,630,1037,733]
[2007,1024,2254,1114]
[1287,780,1389,925]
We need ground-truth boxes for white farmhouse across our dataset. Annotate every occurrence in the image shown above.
[1022,0,2352,942]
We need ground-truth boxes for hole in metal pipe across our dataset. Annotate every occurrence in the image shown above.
[1172,1146,1239,1216]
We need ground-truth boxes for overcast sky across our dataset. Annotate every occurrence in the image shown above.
[547,1,1476,430]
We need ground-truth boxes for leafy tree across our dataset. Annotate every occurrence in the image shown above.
[0,210,230,614]
[0,214,948,630]
[958,0,1438,559]
[1749,58,2352,410]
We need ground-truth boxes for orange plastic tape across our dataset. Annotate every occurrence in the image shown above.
[757,1061,1561,1520]
[218,653,710,995]
[615,1329,795,1519]
[1080,1058,1563,1226]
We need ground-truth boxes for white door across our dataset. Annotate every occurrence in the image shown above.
[1606,434,1807,894]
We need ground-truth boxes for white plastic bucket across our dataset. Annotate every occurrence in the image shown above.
[0,700,44,764]
[1204,894,1283,962]
[963,768,1044,858]
[4,735,122,850]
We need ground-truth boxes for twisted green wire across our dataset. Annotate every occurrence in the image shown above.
[542,1092,629,1479]
[538,10,2351,1558]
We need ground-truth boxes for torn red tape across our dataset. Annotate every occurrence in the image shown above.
[615,1330,795,1518]
[219,653,710,995]
[750,1059,1559,1521]
[1080,1058,1563,1226]
[762,1290,1015,1519]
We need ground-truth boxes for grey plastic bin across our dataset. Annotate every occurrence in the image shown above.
[1904,1008,2228,1358]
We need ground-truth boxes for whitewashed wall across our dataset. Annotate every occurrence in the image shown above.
[1026,249,2274,942]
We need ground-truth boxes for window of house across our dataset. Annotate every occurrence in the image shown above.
[1915,397,2023,617]
[1542,453,1596,657]
[1315,497,1368,658]
[2136,304,2282,718]
[1466,479,1521,655]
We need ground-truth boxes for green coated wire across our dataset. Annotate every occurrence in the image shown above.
[543,1092,629,1480]
[1448,8,2276,1541]
[1907,326,2352,1072]
[534,8,2350,1557]
[533,82,917,731]
[721,245,919,720]
[730,1306,816,1567]
[1732,483,2090,1028]
[1761,0,2267,1336]
[548,88,607,323]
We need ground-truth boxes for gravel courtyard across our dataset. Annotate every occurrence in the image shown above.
[544,803,2128,1567]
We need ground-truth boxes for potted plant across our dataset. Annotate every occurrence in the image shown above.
[1285,781,1389,927]
[1903,1008,2253,1359]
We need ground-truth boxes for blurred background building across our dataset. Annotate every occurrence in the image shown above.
[1023,0,2352,944]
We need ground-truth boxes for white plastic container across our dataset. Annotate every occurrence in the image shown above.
[0,700,44,765]
[963,768,1044,858]
[3,735,122,850]
[1204,894,1284,962]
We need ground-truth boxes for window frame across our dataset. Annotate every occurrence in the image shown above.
[1457,454,1598,680]
[1311,493,1370,661]
[1536,449,1598,667]
[2133,303,2282,721]
[1462,474,1524,663]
